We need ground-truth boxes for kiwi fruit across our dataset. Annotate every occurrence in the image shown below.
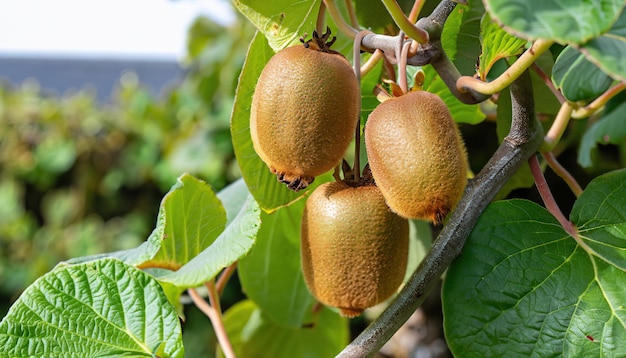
[250,29,360,191]
[364,90,467,223]
[301,181,409,317]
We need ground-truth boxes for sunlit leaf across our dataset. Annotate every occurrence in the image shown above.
[232,0,320,51]
[443,169,626,357]
[478,13,526,80]
[0,259,184,357]
[139,173,227,270]
[158,194,259,288]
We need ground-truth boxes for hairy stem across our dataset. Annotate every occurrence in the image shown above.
[541,151,583,197]
[381,0,429,43]
[457,39,554,95]
[189,286,236,358]
[529,154,578,238]
[542,101,573,151]
[572,82,626,119]
[337,70,543,357]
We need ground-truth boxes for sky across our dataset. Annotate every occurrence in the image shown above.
[0,0,236,60]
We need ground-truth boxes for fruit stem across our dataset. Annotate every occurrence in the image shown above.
[541,101,573,152]
[572,82,626,119]
[188,285,236,358]
[529,154,578,238]
[398,39,411,94]
[352,30,371,181]
[316,1,326,36]
[456,39,554,95]
[323,0,359,38]
[381,0,429,43]
[540,151,583,197]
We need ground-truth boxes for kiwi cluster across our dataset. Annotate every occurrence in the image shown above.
[250,28,467,317]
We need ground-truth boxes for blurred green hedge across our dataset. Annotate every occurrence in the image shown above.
[0,15,254,320]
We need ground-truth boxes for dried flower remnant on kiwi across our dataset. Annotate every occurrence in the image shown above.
[249,27,359,192]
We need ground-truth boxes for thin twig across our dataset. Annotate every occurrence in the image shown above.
[398,40,411,94]
[529,154,578,238]
[381,0,429,43]
[337,70,543,358]
[457,39,554,95]
[316,1,326,36]
[344,0,359,27]
[216,262,238,296]
[541,151,583,197]
[542,101,573,152]
[189,287,236,358]
[324,0,359,38]
[572,82,626,119]
[531,62,567,104]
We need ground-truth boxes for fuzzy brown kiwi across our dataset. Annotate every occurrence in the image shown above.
[250,28,360,191]
[301,181,409,318]
[364,90,468,224]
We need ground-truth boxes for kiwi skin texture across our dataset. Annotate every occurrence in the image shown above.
[301,181,409,318]
[365,90,468,224]
[250,45,360,191]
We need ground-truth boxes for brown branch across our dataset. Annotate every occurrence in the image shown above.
[337,70,543,357]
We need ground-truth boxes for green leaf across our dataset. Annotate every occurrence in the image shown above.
[478,12,526,80]
[443,169,626,357]
[159,194,260,287]
[442,0,484,76]
[422,65,486,125]
[238,198,315,328]
[578,96,626,168]
[232,0,320,51]
[0,258,184,357]
[221,299,348,358]
[579,9,626,83]
[484,0,624,43]
[552,46,614,102]
[140,173,227,270]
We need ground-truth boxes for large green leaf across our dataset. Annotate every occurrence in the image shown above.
[238,198,315,328]
[221,299,348,358]
[140,173,227,270]
[232,0,320,51]
[0,258,183,357]
[578,94,626,168]
[442,0,484,76]
[158,194,260,288]
[484,0,624,43]
[552,46,614,102]
[579,8,626,83]
[478,12,526,80]
[443,169,626,357]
